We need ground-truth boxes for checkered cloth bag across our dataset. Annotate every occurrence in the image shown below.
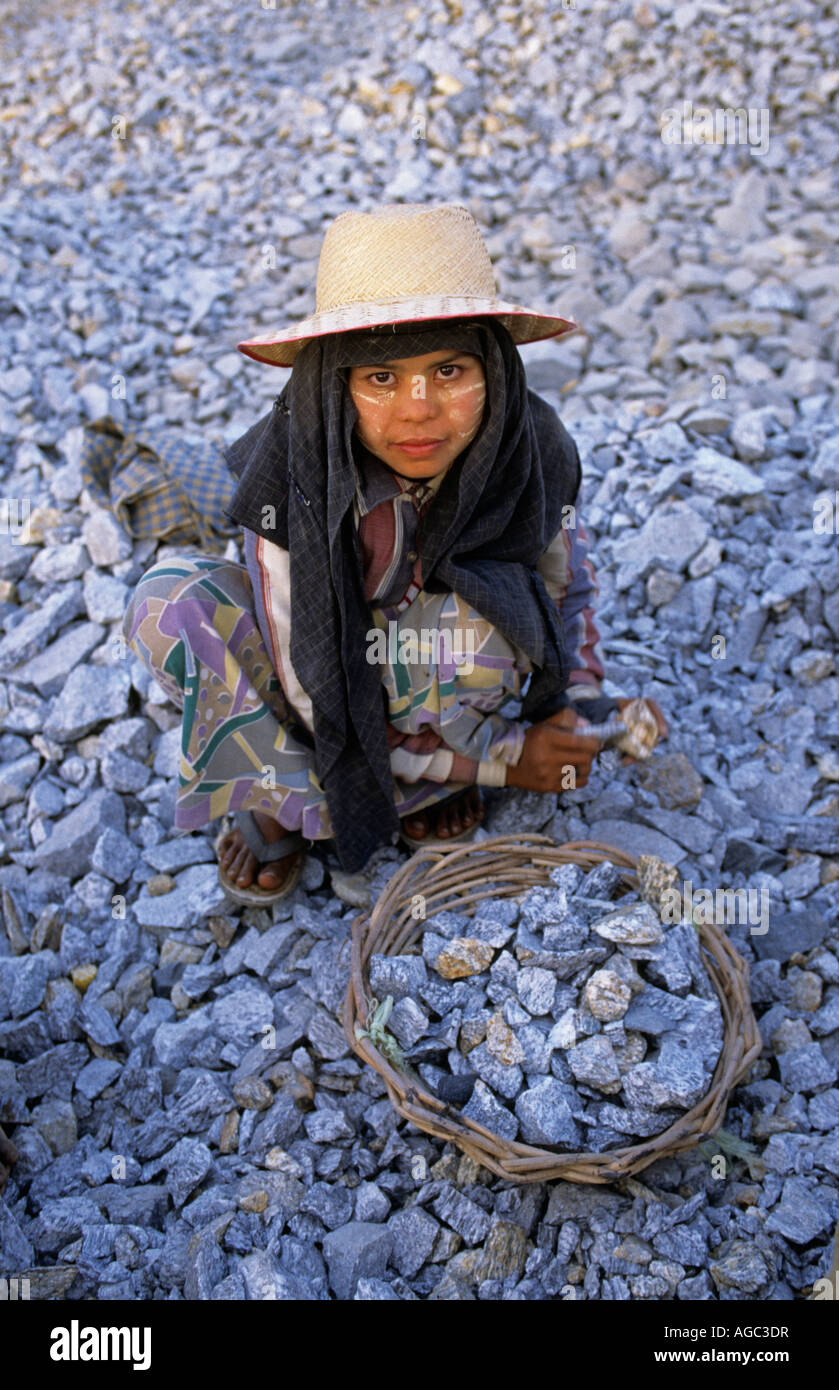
[79,415,238,550]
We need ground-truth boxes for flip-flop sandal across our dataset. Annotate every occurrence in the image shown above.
[215,810,306,905]
[398,790,484,853]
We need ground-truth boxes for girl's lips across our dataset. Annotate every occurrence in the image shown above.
[392,439,444,456]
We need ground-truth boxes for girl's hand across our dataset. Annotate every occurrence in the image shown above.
[505,708,604,793]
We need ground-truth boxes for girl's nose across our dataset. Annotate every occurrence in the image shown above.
[396,380,438,418]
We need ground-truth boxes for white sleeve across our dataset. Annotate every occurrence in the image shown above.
[253,534,316,733]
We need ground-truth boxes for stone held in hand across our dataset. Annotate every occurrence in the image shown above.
[576,697,660,761]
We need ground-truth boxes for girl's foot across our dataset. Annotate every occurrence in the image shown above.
[401,786,484,843]
[216,811,302,891]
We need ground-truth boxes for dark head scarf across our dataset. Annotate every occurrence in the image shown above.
[223,317,583,870]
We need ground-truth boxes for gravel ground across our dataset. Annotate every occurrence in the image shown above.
[0,0,838,1302]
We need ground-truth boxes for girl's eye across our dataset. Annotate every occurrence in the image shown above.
[363,363,466,387]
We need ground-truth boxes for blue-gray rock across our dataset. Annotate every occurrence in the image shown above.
[811,992,839,1038]
[181,1215,234,1299]
[690,446,766,500]
[642,930,695,993]
[809,1090,839,1131]
[212,985,273,1047]
[0,1060,27,1123]
[276,1234,329,1298]
[369,951,428,1001]
[429,1182,493,1246]
[710,1239,771,1292]
[79,999,121,1047]
[132,1074,231,1159]
[303,1108,354,1143]
[6,951,60,1016]
[322,1222,392,1301]
[515,1022,553,1073]
[612,502,710,584]
[0,1196,34,1267]
[622,1042,710,1111]
[75,1057,122,1100]
[0,583,85,670]
[566,1035,622,1092]
[30,1096,78,1154]
[516,964,556,1015]
[623,983,691,1035]
[90,822,138,878]
[777,1043,837,1092]
[248,1093,303,1158]
[515,1077,583,1146]
[387,1206,440,1277]
[133,863,229,930]
[16,1041,88,1099]
[354,1277,401,1300]
[0,752,42,807]
[80,1149,142,1187]
[89,1184,169,1228]
[815,1136,839,1177]
[83,570,129,623]
[7,621,105,697]
[586,819,687,864]
[43,664,131,741]
[141,837,215,872]
[30,1196,105,1252]
[163,1137,213,1207]
[33,788,126,878]
[239,1248,320,1300]
[300,1180,353,1230]
[387,995,429,1049]
[42,977,81,1043]
[652,1224,709,1267]
[152,1010,213,1068]
[765,1176,836,1244]
[596,1102,681,1136]
[0,1011,52,1059]
[210,1273,247,1300]
[462,1077,519,1140]
[424,910,473,939]
[469,1041,523,1099]
[242,921,297,977]
[474,898,520,929]
[180,961,225,1001]
[353,1183,391,1225]
[99,750,151,795]
[751,907,831,963]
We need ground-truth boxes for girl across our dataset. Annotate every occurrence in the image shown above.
[123,203,666,903]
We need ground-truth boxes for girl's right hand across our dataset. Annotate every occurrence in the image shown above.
[505,708,603,793]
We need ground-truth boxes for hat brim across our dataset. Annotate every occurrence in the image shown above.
[236,296,580,367]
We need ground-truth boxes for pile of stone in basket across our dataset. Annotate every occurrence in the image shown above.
[366,859,725,1153]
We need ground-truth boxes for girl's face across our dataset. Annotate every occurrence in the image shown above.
[347,349,486,479]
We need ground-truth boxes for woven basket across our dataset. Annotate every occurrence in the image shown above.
[342,833,762,1184]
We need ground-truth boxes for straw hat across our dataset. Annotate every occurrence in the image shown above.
[236,202,579,367]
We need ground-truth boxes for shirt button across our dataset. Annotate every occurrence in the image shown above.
[407,550,418,562]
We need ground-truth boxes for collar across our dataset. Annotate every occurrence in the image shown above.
[353,442,449,518]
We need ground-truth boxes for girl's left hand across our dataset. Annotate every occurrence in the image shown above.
[614,696,668,765]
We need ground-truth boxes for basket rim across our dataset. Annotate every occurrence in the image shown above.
[342,833,763,1184]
